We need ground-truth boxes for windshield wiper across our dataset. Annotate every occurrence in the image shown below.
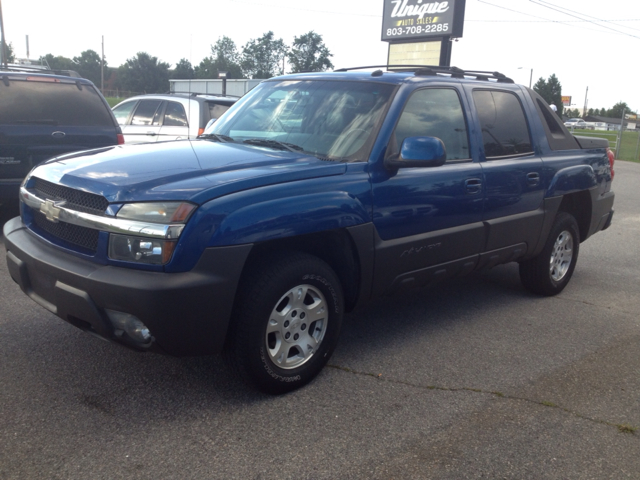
[198,133,234,143]
[242,138,304,153]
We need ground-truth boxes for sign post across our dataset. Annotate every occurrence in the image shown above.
[382,0,466,67]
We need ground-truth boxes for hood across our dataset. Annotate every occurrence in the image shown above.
[30,140,347,204]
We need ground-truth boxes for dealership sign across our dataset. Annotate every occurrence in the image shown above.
[382,0,465,41]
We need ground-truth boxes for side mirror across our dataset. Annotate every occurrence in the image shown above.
[385,136,447,169]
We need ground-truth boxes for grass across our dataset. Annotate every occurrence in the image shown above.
[104,96,126,108]
[572,129,640,162]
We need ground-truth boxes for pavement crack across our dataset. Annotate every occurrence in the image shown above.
[327,364,639,437]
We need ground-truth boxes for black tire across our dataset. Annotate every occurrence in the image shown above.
[228,252,344,394]
[519,212,580,296]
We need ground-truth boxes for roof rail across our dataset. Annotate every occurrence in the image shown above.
[333,65,514,83]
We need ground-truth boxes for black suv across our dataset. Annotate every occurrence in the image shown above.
[0,72,122,217]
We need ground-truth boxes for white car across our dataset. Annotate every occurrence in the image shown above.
[564,118,588,130]
[112,93,237,144]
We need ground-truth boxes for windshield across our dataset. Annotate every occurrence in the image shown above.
[205,80,395,161]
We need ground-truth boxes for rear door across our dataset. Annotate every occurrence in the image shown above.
[120,99,163,143]
[466,86,545,259]
[156,100,190,141]
[0,76,119,186]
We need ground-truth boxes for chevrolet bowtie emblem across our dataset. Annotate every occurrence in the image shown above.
[40,199,66,223]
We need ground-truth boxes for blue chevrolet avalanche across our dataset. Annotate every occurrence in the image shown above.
[4,66,615,393]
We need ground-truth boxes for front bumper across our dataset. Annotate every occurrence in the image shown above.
[3,216,252,356]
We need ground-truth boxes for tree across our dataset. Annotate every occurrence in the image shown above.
[172,58,195,79]
[194,37,243,79]
[211,36,243,78]
[116,52,170,94]
[533,74,563,116]
[73,50,108,86]
[287,31,333,73]
[194,57,216,79]
[1,41,15,63]
[607,102,630,119]
[40,53,76,71]
[241,31,287,79]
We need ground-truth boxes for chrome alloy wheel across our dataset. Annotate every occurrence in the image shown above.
[549,229,574,282]
[265,284,328,370]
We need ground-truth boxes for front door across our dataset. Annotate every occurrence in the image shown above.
[371,86,485,295]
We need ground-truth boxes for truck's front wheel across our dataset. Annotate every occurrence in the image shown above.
[519,212,580,296]
[228,252,344,394]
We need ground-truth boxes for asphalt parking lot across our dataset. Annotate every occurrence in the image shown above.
[1,161,639,479]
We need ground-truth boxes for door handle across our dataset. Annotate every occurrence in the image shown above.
[146,132,157,136]
[51,131,66,138]
[527,172,540,187]
[465,178,482,195]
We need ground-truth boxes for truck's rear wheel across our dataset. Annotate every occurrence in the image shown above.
[519,212,580,296]
[228,252,343,394]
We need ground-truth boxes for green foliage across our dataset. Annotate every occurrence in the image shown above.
[194,37,243,79]
[607,101,630,119]
[73,50,108,86]
[241,31,287,79]
[287,31,333,73]
[172,58,195,79]
[533,74,563,116]
[40,53,76,71]
[116,52,170,94]
[1,41,15,63]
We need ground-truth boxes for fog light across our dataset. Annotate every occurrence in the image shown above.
[106,310,152,344]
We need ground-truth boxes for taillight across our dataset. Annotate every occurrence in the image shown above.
[117,133,125,145]
[197,128,205,137]
[606,147,615,180]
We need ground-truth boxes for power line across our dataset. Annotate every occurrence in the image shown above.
[228,0,381,17]
[532,0,640,33]
[529,0,640,39]
[467,18,640,24]
[477,0,639,37]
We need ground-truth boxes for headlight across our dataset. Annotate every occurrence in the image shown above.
[109,234,177,265]
[108,202,196,265]
[116,202,195,224]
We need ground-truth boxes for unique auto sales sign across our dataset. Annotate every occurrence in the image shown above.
[382,0,465,41]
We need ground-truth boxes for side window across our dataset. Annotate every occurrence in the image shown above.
[472,90,533,157]
[530,90,579,151]
[130,100,163,126]
[394,88,470,161]
[208,103,231,121]
[163,102,188,127]
[112,101,137,126]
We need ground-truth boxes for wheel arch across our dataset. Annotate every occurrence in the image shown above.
[558,190,592,243]
[236,228,367,315]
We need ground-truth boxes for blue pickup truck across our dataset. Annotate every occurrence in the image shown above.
[3,66,615,393]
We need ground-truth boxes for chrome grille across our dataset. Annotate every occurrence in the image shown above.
[33,177,108,216]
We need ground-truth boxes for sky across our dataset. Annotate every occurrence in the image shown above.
[2,0,639,113]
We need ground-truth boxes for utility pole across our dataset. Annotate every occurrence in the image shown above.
[529,68,533,89]
[0,0,7,68]
[615,108,625,160]
[26,35,29,59]
[583,86,589,117]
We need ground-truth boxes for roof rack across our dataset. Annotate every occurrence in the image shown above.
[333,65,514,83]
[0,64,81,77]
